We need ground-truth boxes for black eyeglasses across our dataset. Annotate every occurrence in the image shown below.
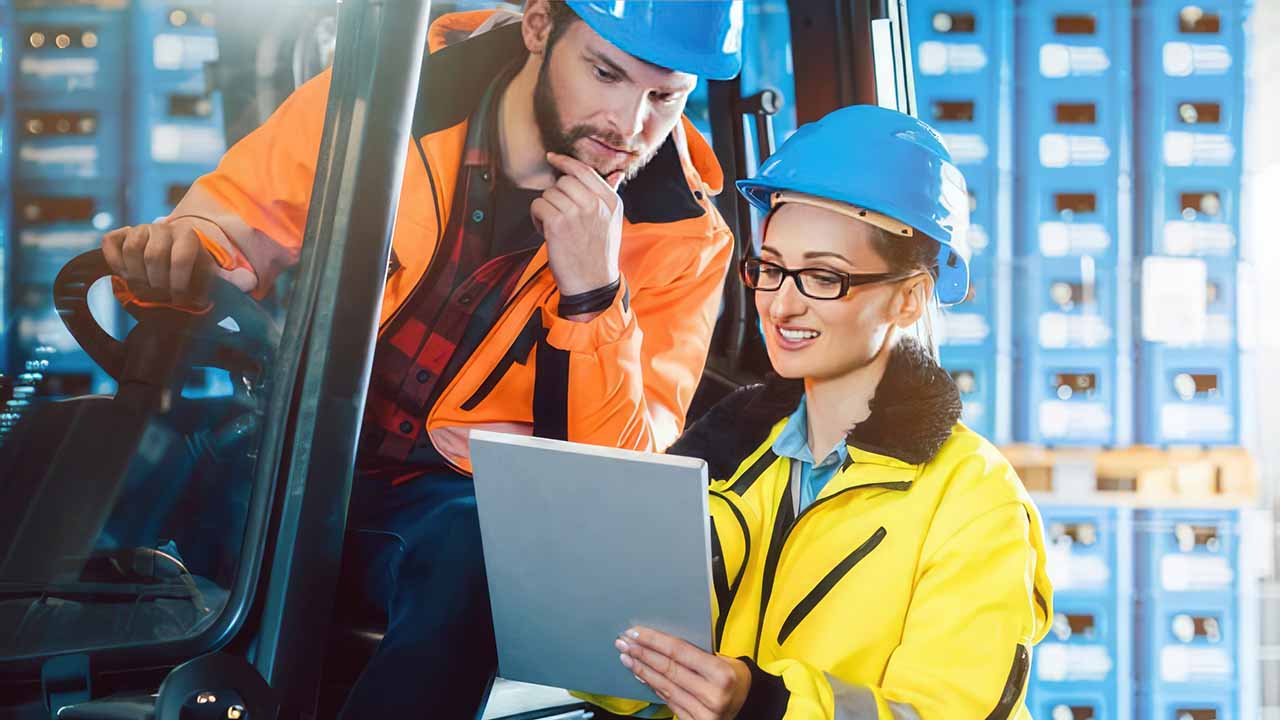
[740,257,913,300]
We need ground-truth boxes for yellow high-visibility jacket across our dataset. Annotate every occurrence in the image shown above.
[585,338,1054,719]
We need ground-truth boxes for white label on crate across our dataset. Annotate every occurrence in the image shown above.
[960,401,985,427]
[1142,256,1208,344]
[917,41,988,75]
[1039,313,1112,348]
[20,56,100,79]
[153,34,220,71]
[19,229,100,250]
[1039,44,1111,78]
[18,144,99,170]
[967,224,990,252]
[1160,646,1233,683]
[941,134,988,165]
[1045,543,1112,591]
[1164,132,1236,167]
[1160,403,1234,440]
[1035,643,1113,682]
[16,316,77,352]
[151,126,227,164]
[1040,134,1110,168]
[1040,401,1111,438]
[1161,220,1236,255]
[1163,42,1233,77]
[938,312,990,345]
[1204,314,1234,346]
[1160,554,1235,591]
[1038,222,1110,257]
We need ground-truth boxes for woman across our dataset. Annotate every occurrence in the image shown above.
[587,105,1054,719]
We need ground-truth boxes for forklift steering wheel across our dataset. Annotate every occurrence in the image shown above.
[53,250,281,386]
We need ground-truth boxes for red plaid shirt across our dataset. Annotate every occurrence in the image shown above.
[358,65,536,474]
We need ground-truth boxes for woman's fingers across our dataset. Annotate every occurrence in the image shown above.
[620,648,711,720]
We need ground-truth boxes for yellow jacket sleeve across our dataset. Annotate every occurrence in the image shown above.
[740,501,1046,720]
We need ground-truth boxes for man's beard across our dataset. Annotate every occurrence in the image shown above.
[533,57,663,183]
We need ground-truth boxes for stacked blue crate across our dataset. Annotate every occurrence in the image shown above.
[1,1,13,386]
[127,0,229,398]
[1029,505,1134,720]
[1135,0,1249,447]
[1013,2,1134,447]
[908,1,1013,444]
[127,0,223,222]
[12,0,126,394]
[1134,509,1242,719]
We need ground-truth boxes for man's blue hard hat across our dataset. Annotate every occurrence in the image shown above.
[737,104,973,305]
[566,1,745,80]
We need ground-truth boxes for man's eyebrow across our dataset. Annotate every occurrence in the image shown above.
[585,48,633,83]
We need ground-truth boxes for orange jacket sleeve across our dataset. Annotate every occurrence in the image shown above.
[543,225,734,452]
[187,67,335,293]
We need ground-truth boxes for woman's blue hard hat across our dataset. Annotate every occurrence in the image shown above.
[737,104,972,305]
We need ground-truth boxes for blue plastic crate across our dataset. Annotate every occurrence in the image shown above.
[14,5,126,97]
[1136,594,1237,690]
[1016,348,1133,446]
[1020,257,1131,353]
[939,345,1009,443]
[938,262,1000,347]
[129,87,224,169]
[1137,688,1235,720]
[1135,0,1248,260]
[1035,595,1132,687]
[1135,509,1238,596]
[14,93,124,180]
[1136,348,1239,445]
[1026,183,1129,260]
[130,0,219,95]
[1145,181,1240,258]
[1014,2,1134,264]
[1040,505,1134,597]
[14,184,122,285]
[0,200,9,378]
[1025,689,1114,720]
[910,0,1014,269]
[10,280,118,395]
[127,167,206,224]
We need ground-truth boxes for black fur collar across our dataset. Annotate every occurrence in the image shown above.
[669,337,963,479]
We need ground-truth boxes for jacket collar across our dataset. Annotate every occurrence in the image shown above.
[670,336,963,480]
[412,12,711,225]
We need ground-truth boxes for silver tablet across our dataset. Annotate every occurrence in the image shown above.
[470,430,713,705]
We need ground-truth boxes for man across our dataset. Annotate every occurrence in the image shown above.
[102,0,742,716]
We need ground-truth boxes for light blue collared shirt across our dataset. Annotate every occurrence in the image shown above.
[771,396,849,512]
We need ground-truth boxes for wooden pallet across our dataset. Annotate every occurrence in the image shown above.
[1000,444,1258,507]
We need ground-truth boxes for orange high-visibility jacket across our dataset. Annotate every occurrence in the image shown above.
[172,10,734,471]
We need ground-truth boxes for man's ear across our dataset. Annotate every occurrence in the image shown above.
[522,0,554,55]
[894,274,934,329]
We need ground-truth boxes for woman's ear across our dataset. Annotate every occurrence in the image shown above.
[522,0,553,55]
[894,274,934,328]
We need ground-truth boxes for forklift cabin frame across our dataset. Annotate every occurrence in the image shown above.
[0,1,917,717]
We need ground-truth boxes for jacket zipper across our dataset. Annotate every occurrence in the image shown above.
[751,462,908,659]
[709,490,752,650]
[776,526,887,645]
[423,262,549,471]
